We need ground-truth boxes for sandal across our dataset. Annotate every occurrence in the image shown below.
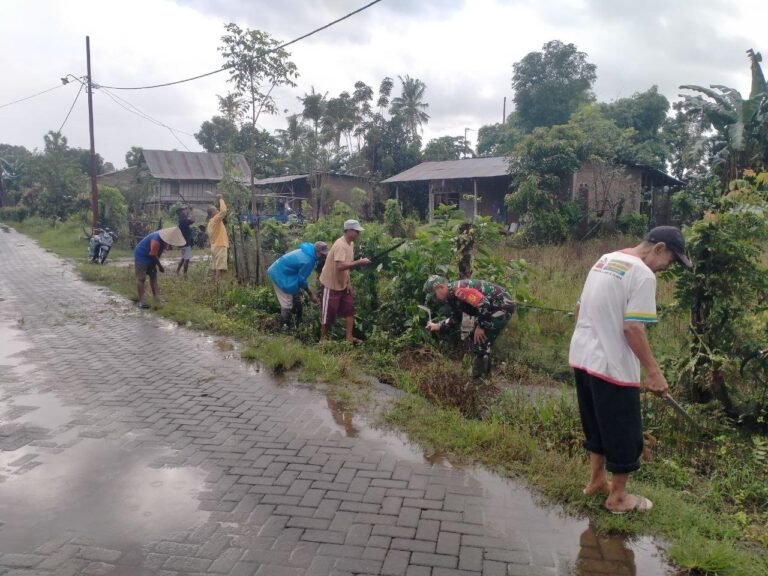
[608,495,653,515]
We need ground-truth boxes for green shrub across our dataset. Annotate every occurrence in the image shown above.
[617,211,648,237]
[383,199,406,237]
[0,206,29,222]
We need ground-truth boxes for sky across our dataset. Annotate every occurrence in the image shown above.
[1,0,766,169]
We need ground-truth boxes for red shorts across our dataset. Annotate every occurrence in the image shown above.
[321,288,355,325]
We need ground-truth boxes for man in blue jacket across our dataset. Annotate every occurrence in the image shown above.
[268,241,328,327]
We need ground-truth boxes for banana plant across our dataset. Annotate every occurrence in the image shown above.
[679,50,768,190]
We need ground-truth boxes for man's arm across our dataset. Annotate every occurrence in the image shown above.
[336,258,370,271]
[217,196,227,217]
[148,239,165,272]
[624,322,668,394]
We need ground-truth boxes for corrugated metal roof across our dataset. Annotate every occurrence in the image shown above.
[381,157,510,183]
[142,150,251,183]
[253,174,309,186]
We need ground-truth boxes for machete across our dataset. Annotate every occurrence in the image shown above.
[367,240,406,264]
[663,393,699,429]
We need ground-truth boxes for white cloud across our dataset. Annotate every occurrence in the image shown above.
[1,0,766,168]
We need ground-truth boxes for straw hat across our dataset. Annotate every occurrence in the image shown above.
[158,226,186,247]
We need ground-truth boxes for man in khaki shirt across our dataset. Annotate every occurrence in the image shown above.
[319,219,370,343]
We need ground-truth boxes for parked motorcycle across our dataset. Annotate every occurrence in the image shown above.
[88,228,117,264]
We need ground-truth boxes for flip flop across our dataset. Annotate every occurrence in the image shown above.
[608,495,653,515]
[138,302,151,309]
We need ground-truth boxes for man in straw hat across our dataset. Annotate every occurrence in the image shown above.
[133,226,186,309]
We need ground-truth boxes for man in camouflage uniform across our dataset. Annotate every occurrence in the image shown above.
[423,275,516,377]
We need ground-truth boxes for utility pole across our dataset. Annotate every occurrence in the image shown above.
[86,36,99,231]
[502,97,507,124]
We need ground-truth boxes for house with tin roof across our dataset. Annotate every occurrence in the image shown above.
[98,150,251,210]
[381,156,685,226]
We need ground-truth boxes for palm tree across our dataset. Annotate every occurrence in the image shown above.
[389,75,430,139]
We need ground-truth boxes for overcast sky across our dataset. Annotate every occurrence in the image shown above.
[1,0,766,169]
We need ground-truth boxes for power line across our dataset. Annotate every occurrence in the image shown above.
[95,0,385,91]
[99,87,194,151]
[0,84,65,110]
[58,82,84,133]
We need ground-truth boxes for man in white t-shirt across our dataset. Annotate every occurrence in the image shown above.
[569,226,691,514]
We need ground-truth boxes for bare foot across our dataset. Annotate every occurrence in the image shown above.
[582,480,611,496]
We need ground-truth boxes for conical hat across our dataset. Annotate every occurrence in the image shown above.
[158,226,186,247]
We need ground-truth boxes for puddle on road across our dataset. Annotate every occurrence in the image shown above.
[0,318,31,368]
[0,439,208,553]
[312,391,672,576]
[9,392,76,429]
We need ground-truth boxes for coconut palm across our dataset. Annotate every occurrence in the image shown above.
[389,75,430,139]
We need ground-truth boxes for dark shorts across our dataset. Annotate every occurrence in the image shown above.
[135,261,157,282]
[321,288,354,326]
[574,368,643,474]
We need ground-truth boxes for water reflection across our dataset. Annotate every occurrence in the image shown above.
[325,396,360,437]
[576,524,667,576]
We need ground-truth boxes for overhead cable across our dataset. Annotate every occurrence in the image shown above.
[0,84,65,110]
[99,88,194,151]
[95,0,385,91]
[58,82,85,133]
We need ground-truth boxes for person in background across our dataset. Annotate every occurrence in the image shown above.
[423,275,516,377]
[176,206,194,276]
[134,227,186,309]
[267,241,328,328]
[569,226,691,514]
[206,193,228,282]
[318,219,370,343]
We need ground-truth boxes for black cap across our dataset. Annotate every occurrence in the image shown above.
[646,226,692,268]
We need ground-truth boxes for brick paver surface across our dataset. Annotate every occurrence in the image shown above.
[0,227,644,575]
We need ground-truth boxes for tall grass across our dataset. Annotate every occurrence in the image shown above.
[6,217,131,260]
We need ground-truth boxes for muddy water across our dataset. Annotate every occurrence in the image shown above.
[0,440,208,552]
[314,382,672,576]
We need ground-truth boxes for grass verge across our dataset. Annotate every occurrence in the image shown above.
[8,221,768,576]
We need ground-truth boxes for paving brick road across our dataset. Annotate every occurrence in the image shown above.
[0,227,667,576]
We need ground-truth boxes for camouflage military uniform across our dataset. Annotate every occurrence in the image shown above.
[430,279,516,375]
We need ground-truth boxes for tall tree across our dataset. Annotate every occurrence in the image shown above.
[477,114,523,157]
[219,23,298,142]
[512,40,597,133]
[125,146,144,168]
[195,116,239,153]
[389,75,430,139]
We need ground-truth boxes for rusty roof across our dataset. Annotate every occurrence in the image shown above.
[381,157,510,183]
[142,150,251,183]
[253,174,309,186]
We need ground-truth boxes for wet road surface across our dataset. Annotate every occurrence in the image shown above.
[0,226,673,575]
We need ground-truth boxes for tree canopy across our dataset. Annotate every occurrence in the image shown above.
[512,40,597,133]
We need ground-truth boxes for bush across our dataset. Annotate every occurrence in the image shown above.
[617,211,648,237]
[383,199,406,237]
[0,206,29,222]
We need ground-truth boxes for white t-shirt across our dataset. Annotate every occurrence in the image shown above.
[568,251,657,387]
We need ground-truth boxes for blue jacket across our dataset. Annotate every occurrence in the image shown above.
[268,242,317,295]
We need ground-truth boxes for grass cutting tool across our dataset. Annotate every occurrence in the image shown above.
[367,240,406,264]
[662,393,699,430]
[416,304,433,323]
